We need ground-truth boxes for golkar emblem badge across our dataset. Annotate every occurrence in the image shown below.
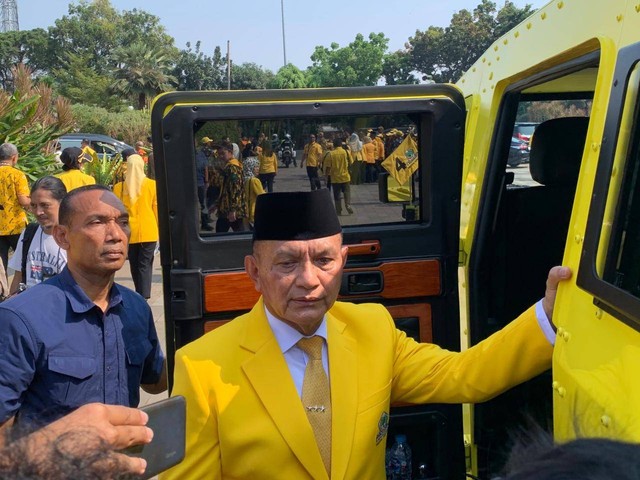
[376,411,389,445]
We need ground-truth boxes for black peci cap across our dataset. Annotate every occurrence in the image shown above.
[59,147,84,167]
[253,189,342,241]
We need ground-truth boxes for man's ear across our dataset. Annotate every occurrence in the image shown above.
[244,255,262,293]
[52,225,70,251]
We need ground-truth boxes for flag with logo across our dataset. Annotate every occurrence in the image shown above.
[381,134,418,186]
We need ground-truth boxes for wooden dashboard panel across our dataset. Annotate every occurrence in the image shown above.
[203,259,441,313]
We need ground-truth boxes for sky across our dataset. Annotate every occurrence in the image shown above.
[20,0,549,73]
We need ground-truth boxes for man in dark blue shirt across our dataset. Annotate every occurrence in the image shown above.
[0,185,166,432]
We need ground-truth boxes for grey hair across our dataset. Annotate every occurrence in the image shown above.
[0,143,18,160]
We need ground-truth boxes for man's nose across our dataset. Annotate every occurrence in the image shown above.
[105,220,126,241]
[297,260,321,289]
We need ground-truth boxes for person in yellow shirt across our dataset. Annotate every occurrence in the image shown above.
[324,137,353,215]
[362,136,376,183]
[347,132,364,185]
[112,154,158,299]
[373,132,385,182]
[81,139,99,164]
[0,143,29,285]
[243,157,265,230]
[301,134,323,190]
[258,142,278,193]
[56,147,96,192]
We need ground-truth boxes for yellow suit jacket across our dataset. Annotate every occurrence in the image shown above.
[162,300,552,480]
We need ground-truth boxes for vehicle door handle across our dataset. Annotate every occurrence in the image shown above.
[340,271,384,295]
[345,240,381,256]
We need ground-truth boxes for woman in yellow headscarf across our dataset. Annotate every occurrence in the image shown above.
[112,154,158,299]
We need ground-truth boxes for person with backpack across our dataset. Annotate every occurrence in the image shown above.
[7,176,67,294]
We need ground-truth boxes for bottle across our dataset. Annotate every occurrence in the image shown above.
[386,434,412,480]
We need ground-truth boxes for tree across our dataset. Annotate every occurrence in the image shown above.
[231,62,274,90]
[111,42,177,109]
[269,64,307,89]
[382,51,418,86]
[0,29,50,89]
[47,0,178,106]
[174,42,226,91]
[48,0,121,74]
[307,32,389,87]
[407,1,534,83]
[52,52,117,109]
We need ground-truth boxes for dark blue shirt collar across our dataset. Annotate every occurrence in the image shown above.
[57,267,124,314]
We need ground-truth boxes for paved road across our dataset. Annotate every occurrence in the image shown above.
[242,160,407,226]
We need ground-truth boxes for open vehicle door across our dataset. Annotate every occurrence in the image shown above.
[152,85,465,478]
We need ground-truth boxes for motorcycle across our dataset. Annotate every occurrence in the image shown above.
[279,144,296,167]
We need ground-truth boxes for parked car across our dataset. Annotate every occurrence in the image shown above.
[507,136,530,167]
[56,133,133,159]
[512,122,539,143]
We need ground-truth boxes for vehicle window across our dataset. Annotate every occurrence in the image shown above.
[602,66,640,299]
[197,113,422,235]
[58,139,81,150]
[92,141,117,156]
[507,99,591,186]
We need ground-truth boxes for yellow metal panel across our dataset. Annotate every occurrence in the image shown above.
[457,0,640,445]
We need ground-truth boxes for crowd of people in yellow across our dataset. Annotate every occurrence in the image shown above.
[194,125,413,233]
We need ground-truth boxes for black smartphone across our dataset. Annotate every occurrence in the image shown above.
[124,396,186,479]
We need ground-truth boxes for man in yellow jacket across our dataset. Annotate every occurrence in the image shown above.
[162,189,570,480]
[324,138,353,215]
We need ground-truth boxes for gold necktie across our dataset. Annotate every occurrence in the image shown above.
[298,336,332,475]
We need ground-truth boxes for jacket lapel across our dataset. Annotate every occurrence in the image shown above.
[240,300,328,480]
[327,313,358,480]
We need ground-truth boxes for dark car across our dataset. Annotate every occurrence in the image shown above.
[57,133,133,159]
[507,136,530,167]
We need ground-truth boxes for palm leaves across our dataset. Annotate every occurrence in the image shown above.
[111,42,177,110]
[0,64,73,181]
[83,152,123,187]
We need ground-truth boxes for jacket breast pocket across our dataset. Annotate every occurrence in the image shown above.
[48,355,97,379]
[125,339,152,367]
[47,354,98,404]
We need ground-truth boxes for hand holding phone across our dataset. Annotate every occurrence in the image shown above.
[123,396,186,479]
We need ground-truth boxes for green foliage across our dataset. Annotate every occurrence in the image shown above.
[230,62,274,90]
[196,121,242,144]
[307,33,389,87]
[517,100,591,122]
[52,52,119,109]
[0,65,73,181]
[174,42,226,91]
[45,0,178,109]
[83,152,123,187]
[0,29,50,89]
[70,104,150,146]
[407,0,534,83]
[111,42,177,109]
[382,51,418,85]
[269,64,308,89]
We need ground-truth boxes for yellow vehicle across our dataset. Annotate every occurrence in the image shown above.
[457,0,640,474]
[152,0,639,477]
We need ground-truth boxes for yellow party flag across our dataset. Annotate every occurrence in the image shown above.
[381,135,418,186]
